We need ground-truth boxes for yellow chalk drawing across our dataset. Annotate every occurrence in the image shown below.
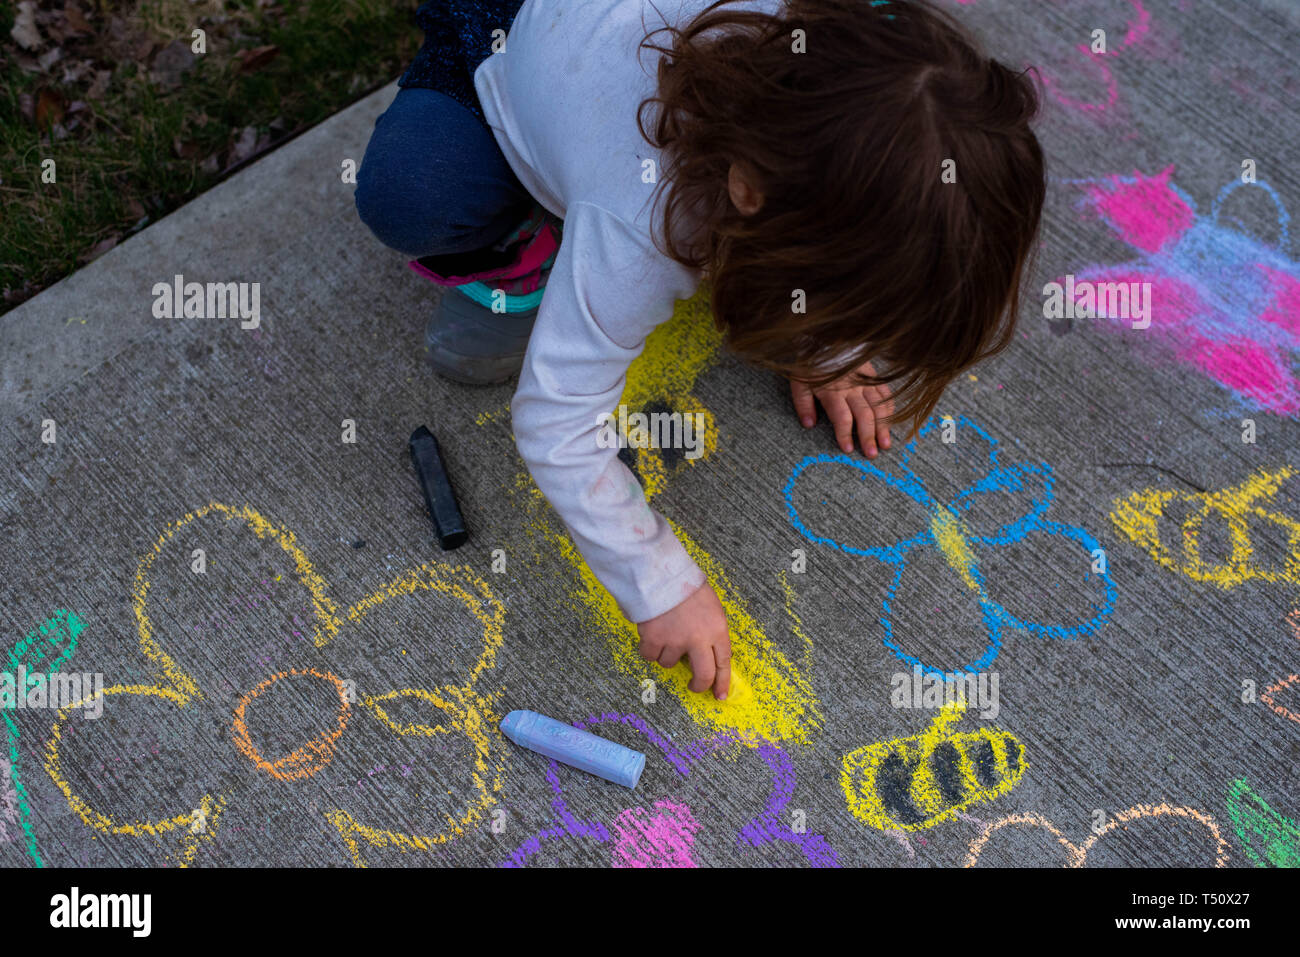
[931,505,980,592]
[841,700,1026,831]
[331,681,506,867]
[1110,467,1300,588]
[44,685,228,864]
[964,805,1230,867]
[621,293,725,414]
[519,480,819,742]
[173,793,229,867]
[778,570,815,677]
[480,292,823,743]
[45,502,511,866]
[619,293,724,500]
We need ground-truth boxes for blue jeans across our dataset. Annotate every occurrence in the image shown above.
[354,87,532,259]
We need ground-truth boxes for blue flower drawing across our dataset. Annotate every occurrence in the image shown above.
[784,415,1117,677]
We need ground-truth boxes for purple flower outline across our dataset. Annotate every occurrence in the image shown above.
[500,712,838,868]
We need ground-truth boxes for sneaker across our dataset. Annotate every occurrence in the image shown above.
[409,204,561,385]
[423,290,539,385]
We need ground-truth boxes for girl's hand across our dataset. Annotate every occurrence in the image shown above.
[790,360,895,458]
[636,581,732,700]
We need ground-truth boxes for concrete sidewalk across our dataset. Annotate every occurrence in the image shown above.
[2,0,1299,868]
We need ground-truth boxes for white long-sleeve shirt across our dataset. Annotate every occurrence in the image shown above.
[474,0,776,622]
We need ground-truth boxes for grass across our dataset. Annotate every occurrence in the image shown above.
[1,0,423,312]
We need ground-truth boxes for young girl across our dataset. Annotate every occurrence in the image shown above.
[355,0,1045,701]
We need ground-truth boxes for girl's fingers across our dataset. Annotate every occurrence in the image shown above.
[868,385,895,450]
[656,646,685,669]
[686,645,717,695]
[822,393,856,453]
[790,380,816,428]
[845,391,878,458]
[712,644,732,701]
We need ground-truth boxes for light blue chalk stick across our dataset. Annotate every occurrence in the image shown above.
[500,710,646,789]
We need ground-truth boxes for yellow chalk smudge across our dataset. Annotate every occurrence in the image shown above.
[930,506,980,592]
[619,293,724,414]
[518,478,819,743]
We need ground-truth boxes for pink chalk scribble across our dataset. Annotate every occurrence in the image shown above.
[941,0,1154,120]
[1064,166,1300,416]
[1041,0,1151,116]
[611,800,701,868]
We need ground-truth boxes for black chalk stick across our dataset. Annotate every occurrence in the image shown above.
[409,425,468,550]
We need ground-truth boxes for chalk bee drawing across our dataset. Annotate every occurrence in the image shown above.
[785,414,1117,677]
[1111,467,1300,589]
[841,699,1026,839]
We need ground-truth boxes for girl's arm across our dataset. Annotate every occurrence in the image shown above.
[511,201,731,696]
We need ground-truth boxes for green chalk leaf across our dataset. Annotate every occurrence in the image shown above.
[5,610,82,675]
[1226,777,1300,868]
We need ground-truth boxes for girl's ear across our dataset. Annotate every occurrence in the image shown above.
[727,162,764,216]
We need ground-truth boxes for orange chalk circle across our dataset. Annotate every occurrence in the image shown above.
[231,669,352,781]
[964,804,1230,868]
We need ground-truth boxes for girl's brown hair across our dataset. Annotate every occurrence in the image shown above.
[637,0,1045,433]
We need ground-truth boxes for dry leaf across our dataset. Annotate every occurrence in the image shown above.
[104,16,153,62]
[80,235,119,264]
[17,92,36,124]
[61,58,93,85]
[86,69,111,99]
[124,197,146,220]
[149,38,197,90]
[237,44,279,73]
[11,1,43,51]
[172,137,203,160]
[228,124,258,163]
[38,46,64,72]
[62,3,93,36]
[34,88,66,129]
